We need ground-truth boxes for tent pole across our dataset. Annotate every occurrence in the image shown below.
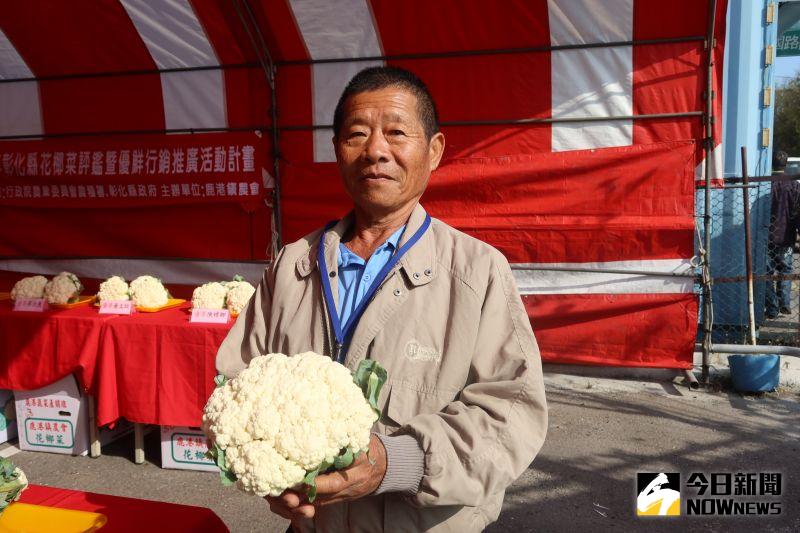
[701,0,718,384]
[0,63,258,85]
[0,125,271,141]
[279,111,704,131]
[0,112,703,141]
[741,146,757,345]
[275,36,706,66]
[233,0,283,254]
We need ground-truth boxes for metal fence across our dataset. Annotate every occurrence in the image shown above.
[699,176,800,353]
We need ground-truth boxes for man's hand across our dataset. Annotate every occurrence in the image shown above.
[313,433,388,505]
[264,434,388,519]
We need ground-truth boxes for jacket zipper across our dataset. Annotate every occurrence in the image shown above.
[320,279,338,361]
[332,340,342,363]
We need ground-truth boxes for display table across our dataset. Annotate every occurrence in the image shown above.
[0,301,115,394]
[95,303,232,428]
[0,300,234,462]
[19,484,229,532]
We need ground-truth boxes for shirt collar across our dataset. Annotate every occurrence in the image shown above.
[295,203,435,286]
[338,224,406,268]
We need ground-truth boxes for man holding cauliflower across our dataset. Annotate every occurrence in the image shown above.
[215,66,548,532]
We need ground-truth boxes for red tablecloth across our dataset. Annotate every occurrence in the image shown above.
[0,300,233,428]
[0,301,115,393]
[19,484,229,532]
[95,303,232,427]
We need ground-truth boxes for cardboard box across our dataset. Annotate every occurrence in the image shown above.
[160,425,218,472]
[14,375,130,455]
[0,390,17,443]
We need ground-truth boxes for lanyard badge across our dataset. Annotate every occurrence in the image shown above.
[318,214,431,362]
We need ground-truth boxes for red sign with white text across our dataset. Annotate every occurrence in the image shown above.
[0,132,269,208]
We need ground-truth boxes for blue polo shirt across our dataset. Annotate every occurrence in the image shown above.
[336,225,406,360]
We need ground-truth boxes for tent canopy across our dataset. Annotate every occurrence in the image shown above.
[0,0,728,368]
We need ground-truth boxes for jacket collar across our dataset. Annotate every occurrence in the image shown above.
[397,203,436,286]
[295,203,436,287]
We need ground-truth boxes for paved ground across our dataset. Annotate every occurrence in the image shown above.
[4,370,800,532]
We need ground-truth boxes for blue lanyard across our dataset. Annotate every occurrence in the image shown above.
[318,214,431,361]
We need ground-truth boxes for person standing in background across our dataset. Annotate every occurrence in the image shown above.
[766,150,800,318]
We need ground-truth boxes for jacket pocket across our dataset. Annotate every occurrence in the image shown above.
[385,381,454,427]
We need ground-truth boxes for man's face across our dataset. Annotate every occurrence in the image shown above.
[334,87,445,215]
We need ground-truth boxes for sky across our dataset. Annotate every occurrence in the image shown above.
[776,56,800,85]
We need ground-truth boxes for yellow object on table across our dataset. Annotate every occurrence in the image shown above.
[50,295,96,309]
[0,502,107,532]
[136,298,186,313]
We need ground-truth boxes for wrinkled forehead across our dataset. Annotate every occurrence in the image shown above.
[340,87,421,126]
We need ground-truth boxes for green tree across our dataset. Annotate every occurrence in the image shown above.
[774,74,800,155]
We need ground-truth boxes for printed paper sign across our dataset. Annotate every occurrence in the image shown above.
[24,417,74,448]
[172,433,215,465]
[99,300,134,315]
[191,308,230,324]
[13,298,47,312]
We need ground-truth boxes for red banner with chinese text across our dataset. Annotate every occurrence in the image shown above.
[0,131,269,208]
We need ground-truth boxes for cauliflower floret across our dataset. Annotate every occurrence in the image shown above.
[202,352,379,497]
[129,275,169,308]
[10,275,48,300]
[43,272,83,304]
[192,282,228,310]
[225,280,256,315]
[96,276,130,302]
[228,441,307,497]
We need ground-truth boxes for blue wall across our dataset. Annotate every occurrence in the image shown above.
[700,0,776,339]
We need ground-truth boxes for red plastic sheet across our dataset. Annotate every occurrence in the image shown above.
[280,141,697,261]
[19,484,228,533]
[0,204,272,260]
[524,294,698,369]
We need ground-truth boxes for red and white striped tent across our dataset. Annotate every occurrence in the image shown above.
[0,0,727,368]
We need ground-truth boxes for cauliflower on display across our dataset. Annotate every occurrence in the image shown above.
[43,272,83,304]
[0,458,28,512]
[96,276,130,303]
[203,352,387,499]
[10,275,48,300]
[192,282,228,310]
[129,275,169,308]
[224,279,256,315]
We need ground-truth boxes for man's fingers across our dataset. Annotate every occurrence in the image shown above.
[265,495,315,520]
[281,491,303,508]
[314,471,348,495]
[295,503,315,518]
[266,499,294,520]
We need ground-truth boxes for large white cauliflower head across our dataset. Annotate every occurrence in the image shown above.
[225,280,256,315]
[43,272,83,304]
[96,276,130,302]
[129,275,169,308]
[202,352,383,498]
[10,275,48,300]
[192,282,228,310]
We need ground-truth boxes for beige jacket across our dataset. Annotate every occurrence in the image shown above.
[216,203,548,532]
